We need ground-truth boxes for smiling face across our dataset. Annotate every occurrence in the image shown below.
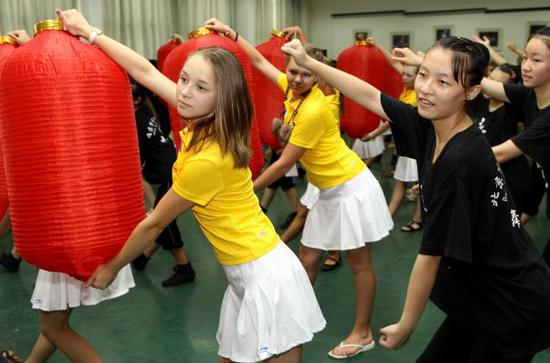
[176,54,218,120]
[286,57,318,96]
[414,48,473,121]
[521,37,550,89]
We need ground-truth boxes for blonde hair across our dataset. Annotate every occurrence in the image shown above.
[186,47,252,168]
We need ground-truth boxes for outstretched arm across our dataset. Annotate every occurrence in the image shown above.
[368,37,403,74]
[204,18,281,85]
[281,26,308,43]
[507,42,525,58]
[56,9,176,107]
[282,39,389,120]
[379,254,441,350]
[492,140,524,164]
[472,35,507,66]
[481,77,509,103]
[86,189,194,289]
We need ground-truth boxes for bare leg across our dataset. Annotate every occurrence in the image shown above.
[219,358,231,363]
[11,247,19,259]
[280,204,308,243]
[260,187,277,211]
[141,242,161,258]
[265,345,303,363]
[283,187,298,213]
[26,333,56,363]
[412,198,422,223]
[298,244,324,284]
[169,247,190,265]
[388,180,406,216]
[142,179,156,212]
[329,245,375,357]
[321,250,341,269]
[38,309,102,363]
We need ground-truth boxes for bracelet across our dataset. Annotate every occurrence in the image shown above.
[88,27,103,44]
[233,31,239,42]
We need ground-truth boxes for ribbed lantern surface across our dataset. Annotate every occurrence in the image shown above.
[253,31,286,150]
[0,36,17,220]
[0,21,145,279]
[163,28,264,179]
[157,37,182,73]
[337,41,404,137]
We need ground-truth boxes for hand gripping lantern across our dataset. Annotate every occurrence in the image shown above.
[0,20,145,280]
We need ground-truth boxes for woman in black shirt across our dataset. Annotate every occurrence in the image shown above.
[485,27,550,266]
[282,36,550,362]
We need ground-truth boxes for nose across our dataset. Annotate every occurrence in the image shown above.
[179,82,192,99]
[418,78,433,96]
[521,58,531,73]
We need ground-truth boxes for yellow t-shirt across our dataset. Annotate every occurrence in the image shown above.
[399,88,417,107]
[277,74,364,189]
[172,128,279,265]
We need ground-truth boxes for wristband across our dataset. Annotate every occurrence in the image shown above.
[88,27,103,44]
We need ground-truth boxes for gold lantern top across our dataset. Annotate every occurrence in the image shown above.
[0,35,16,44]
[34,19,64,35]
[188,27,216,40]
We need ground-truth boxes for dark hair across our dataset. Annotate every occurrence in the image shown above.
[186,47,252,169]
[529,26,550,50]
[130,79,146,102]
[431,36,490,89]
[497,63,522,84]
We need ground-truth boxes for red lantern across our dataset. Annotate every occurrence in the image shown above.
[162,28,264,179]
[253,31,286,150]
[157,36,183,73]
[0,35,17,220]
[337,41,403,138]
[0,20,145,280]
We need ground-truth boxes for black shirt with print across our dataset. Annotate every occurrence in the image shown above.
[467,94,532,193]
[135,105,177,184]
[381,93,550,358]
[506,84,550,186]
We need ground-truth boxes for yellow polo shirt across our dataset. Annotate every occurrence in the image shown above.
[172,128,279,265]
[399,88,417,107]
[277,74,364,189]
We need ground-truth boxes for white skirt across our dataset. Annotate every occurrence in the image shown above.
[394,156,418,182]
[300,183,320,209]
[217,242,325,362]
[352,136,385,159]
[302,169,393,250]
[31,265,135,311]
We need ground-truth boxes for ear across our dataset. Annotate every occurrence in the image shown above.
[465,84,481,101]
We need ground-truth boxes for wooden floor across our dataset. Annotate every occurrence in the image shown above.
[1,150,549,362]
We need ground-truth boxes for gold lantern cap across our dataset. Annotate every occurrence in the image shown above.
[0,35,16,44]
[188,27,215,40]
[354,40,372,46]
[34,19,64,35]
[271,30,285,38]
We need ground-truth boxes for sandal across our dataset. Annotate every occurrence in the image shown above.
[1,351,22,363]
[321,254,342,272]
[401,220,422,233]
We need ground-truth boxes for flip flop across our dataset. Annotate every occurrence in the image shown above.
[327,340,375,359]
[1,351,22,363]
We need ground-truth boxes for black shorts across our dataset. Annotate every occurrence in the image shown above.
[266,151,295,191]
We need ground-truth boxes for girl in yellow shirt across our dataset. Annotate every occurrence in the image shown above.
[205,19,393,360]
[58,9,324,363]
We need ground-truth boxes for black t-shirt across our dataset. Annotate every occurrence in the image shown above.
[467,95,532,192]
[381,93,550,358]
[506,84,550,187]
[135,105,177,184]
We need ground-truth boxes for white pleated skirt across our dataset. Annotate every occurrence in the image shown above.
[302,169,393,250]
[351,136,385,159]
[300,183,320,209]
[31,265,135,311]
[217,242,325,362]
[394,156,418,182]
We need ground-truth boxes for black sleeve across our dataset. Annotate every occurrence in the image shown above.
[511,117,550,168]
[420,166,473,263]
[380,93,426,159]
[504,83,529,106]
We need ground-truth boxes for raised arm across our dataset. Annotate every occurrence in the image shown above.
[282,39,389,120]
[492,140,524,164]
[481,77,509,102]
[281,26,308,44]
[473,35,507,66]
[368,37,403,74]
[204,18,281,85]
[56,9,176,108]
[507,42,525,58]
[379,254,441,349]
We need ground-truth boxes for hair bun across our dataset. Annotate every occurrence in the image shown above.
[474,42,490,67]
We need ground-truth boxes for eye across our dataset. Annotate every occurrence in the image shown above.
[198,85,208,91]
[439,80,449,85]
[180,76,188,83]
[533,59,542,63]
[289,70,297,76]
[418,72,426,78]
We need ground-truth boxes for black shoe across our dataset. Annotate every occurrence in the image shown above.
[279,212,297,229]
[0,253,21,273]
[131,253,150,271]
[161,263,196,287]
